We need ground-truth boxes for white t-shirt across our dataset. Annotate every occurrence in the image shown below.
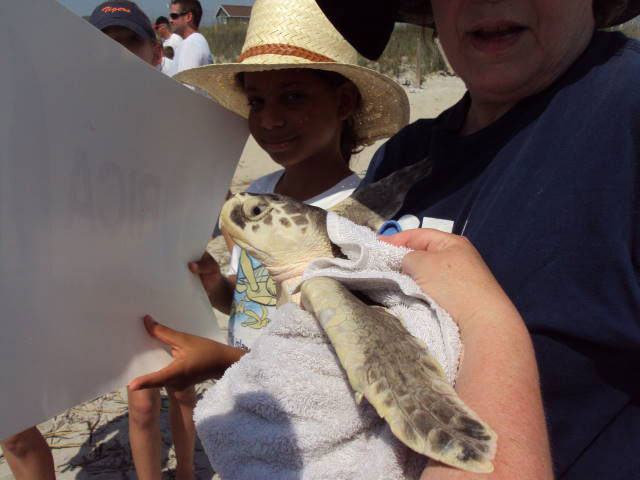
[159,56,174,75]
[227,170,361,350]
[162,32,182,51]
[169,31,213,76]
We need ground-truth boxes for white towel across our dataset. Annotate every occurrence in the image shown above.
[194,213,462,479]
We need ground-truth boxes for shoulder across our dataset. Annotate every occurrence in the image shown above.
[190,32,210,48]
[246,170,284,194]
[363,118,436,183]
[530,32,640,160]
[596,31,640,74]
[384,117,436,152]
[566,32,640,112]
[166,33,182,46]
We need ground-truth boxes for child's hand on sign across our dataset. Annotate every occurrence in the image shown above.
[128,315,246,391]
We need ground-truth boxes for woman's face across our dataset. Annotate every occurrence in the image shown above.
[431,0,595,108]
[244,69,354,168]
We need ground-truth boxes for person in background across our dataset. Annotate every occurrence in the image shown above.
[0,427,55,480]
[90,0,161,67]
[159,46,175,75]
[153,17,179,74]
[167,0,213,76]
[154,15,183,52]
[91,3,197,480]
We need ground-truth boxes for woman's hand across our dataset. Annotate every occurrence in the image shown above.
[382,228,519,333]
[128,315,246,391]
[382,229,552,479]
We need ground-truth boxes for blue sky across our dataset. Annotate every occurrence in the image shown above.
[56,0,254,26]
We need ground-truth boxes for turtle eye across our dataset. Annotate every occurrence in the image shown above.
[242,197,271,220]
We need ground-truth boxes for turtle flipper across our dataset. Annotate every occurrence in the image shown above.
[328,157,432,231]
[300,277,497,473]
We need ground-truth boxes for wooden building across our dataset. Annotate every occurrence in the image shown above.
[215,4,252,24]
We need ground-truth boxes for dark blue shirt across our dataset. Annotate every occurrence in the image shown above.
[362,31,640,479]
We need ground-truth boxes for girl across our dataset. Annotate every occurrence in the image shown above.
[174,0,409,352]
[129,1,408,474]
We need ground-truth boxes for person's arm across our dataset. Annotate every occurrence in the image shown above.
[383,229,553,480]
[128,315,246,391]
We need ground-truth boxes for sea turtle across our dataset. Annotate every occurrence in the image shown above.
[218,162,497,473]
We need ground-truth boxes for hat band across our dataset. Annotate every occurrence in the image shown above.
[238,43,336,63]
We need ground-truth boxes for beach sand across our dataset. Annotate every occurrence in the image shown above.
[0,74,465,480]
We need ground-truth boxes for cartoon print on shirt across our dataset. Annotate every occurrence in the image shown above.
[231,249,277,330]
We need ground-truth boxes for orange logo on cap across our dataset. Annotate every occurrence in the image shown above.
[101,6,132,14]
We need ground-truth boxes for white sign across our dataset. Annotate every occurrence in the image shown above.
[0,0,247,439]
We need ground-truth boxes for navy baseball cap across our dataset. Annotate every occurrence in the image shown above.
[89,1,155,42]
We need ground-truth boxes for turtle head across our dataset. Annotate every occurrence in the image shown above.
[220,193,336,278]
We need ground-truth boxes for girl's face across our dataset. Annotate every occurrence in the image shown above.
[243,69,356,168]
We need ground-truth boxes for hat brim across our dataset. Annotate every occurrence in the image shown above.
[175,60,410,147]
[602,1,640,28]
[315,0,640,60]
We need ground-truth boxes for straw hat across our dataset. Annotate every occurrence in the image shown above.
[175,0,409,147]
[315,0,640,59]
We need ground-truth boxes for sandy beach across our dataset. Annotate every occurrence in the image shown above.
[0,74,465,480]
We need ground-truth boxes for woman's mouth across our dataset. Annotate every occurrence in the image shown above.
[469,23,527,53]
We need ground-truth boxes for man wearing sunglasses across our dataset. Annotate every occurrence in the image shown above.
[167,0,213,77]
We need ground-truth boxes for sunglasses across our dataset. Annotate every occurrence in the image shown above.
[169,11,189,19]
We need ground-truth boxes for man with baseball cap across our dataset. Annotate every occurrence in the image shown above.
[89,0,161,67]
[154,15,183,52]
[153,16,182,75]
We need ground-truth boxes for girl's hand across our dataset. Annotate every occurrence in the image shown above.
[188,251,235,314]
[188,251,223,298]
[128,315,245,391]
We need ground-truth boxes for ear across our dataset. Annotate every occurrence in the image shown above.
[186,11,194,26]
[337,81,359,121]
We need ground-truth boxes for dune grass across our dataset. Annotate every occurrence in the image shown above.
[201,22,446,85]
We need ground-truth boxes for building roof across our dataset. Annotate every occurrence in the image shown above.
[217,5,252,18]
